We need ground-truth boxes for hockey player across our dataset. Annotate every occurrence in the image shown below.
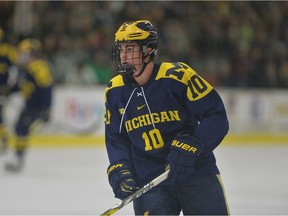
[4,38,53,172]
[0,27,18,154]
[104,20,230,215]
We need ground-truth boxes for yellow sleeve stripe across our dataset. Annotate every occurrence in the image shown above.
[216,174,231,215]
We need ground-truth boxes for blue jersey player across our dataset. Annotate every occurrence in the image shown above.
[0,27,17,154]
[105,20,230,215]
[4,38,53,172]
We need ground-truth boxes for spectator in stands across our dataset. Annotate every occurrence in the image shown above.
[2,1,288,88]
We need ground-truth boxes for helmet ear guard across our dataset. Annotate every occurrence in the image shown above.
[142,46,157,60]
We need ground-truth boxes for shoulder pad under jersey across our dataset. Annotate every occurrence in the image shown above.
[104,75,124,102]
[28,59,53,87]
[156,62,198,85]
[0,43,18,63]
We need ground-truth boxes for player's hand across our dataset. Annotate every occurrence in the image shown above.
[166,131,203,184]
[107,164,139,200]
[119,176,139,194]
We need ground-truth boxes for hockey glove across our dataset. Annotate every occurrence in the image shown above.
[166,131,203,184]
[107,164,139,200]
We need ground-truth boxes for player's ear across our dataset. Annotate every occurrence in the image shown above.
[143,47,153,61]
[145,47,153,56]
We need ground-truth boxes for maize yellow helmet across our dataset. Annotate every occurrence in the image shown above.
[17,38,42,65]
[115,20,152,42]
[18,38,42,54]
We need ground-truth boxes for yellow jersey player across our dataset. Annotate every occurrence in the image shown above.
[5,38,53,172]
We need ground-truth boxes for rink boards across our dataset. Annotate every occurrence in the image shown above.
[3,86,288,147]
[4,133,288,148]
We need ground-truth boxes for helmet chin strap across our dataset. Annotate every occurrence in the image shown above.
[134,51,153,78]
[124,62,148,86]
[134,61,150,78]
[125,49,154,85]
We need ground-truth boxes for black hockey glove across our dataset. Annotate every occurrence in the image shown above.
[166,131,203,184]
[107,163,139,200]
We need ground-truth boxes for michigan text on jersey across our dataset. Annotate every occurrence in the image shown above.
[125,110,181,132]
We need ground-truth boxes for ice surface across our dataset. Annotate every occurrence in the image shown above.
[0,145,288,215]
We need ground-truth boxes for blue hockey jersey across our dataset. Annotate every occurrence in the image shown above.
[0,43,17,96]
[104,62,229,186]
[13,59,53,110]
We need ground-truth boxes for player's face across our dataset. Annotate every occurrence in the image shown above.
[119,42,142,72]
[17,50,31,66]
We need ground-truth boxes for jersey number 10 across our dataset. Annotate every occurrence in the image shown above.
[142,128,164,151]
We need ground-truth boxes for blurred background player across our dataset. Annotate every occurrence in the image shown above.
[0,27,18,155]
[4,38,54,172]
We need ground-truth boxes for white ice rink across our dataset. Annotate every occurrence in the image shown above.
[1,144,288,215]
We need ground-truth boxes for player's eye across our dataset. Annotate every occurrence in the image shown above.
[126,46,134,52]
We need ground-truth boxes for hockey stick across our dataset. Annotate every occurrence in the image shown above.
[100,169,170,216]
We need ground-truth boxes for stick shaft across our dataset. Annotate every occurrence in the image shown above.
[100,169,169,216]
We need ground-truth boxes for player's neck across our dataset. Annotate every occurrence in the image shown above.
[134,62,154,86]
